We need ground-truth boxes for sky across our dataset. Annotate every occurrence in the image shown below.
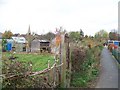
[0,0,119,36]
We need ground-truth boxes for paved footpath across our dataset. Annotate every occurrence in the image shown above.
[96,47,118,88]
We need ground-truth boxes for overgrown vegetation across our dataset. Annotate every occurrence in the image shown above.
[2,52,54,89]
[70,39,103,88]
[2,39,7,52]
[2,59,53,88]
[2,52,55,88]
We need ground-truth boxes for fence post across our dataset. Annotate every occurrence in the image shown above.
[59,40,62,86]
[65,33,71,87]
[53,56,56,87]
[57,33,66,87]
[65,34,70,69]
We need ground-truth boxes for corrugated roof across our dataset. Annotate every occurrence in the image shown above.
[12,36,27,43]
[39,40,49,42]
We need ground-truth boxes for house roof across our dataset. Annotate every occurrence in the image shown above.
[32,39,50,43]
[12,36,27,43]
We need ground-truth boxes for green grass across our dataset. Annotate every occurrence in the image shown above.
[71,68,99,88]
[2,52,54,71]
[71,72,87,87]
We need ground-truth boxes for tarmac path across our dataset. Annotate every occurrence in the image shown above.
[96,47,118,88]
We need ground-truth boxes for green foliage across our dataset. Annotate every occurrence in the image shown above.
[85,35,88,38]
[71,73,87,87]
[70,44,103,88]
[109,32,118,40]
[95,29,108,39]
[92,68,99,76]
[2,39,7,51]
[69,31,80,42]
[39,32,55,41]
[2,30,13,39]
[80,29,84,37]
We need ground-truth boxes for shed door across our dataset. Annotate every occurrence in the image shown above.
[7,43,12,51]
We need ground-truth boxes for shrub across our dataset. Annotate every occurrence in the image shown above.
[70,44,103,87]
[71,47,86,72]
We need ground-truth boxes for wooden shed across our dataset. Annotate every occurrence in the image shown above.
[31,39,51,53]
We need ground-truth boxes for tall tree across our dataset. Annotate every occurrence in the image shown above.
[85,35,88,38]
[109,30,118,40]
[69,31,80,42]
[95,29,108,39]
[80,29,84,40]
[45,32,55,41]
[2,30,13,39]
[80,29,84,37]
[37,32,55,41]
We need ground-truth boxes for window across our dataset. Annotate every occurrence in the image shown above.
[20,39,24,41]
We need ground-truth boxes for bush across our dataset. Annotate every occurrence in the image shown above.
[71,47,86,72]
[71,44,103,87]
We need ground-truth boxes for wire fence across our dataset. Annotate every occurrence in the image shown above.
[112,48,120,64]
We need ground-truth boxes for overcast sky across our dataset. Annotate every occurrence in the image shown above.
[0,0,119,36]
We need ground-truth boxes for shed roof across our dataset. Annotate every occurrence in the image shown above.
[32,39,49,43]
[39,40,49,42]
[12,36,27,43]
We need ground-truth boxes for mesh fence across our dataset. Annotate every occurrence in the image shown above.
[112,49,120,64]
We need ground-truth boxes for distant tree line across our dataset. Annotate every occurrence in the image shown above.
[2,30,13,39]
[108,29,119,40]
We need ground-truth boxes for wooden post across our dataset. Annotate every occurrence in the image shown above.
[65,33,70,69]
[65,33,71,87]
[48,60,50,68]
[59,39,62,85]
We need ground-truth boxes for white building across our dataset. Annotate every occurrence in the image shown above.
[12,36,27,44]
[12,36,27,52]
